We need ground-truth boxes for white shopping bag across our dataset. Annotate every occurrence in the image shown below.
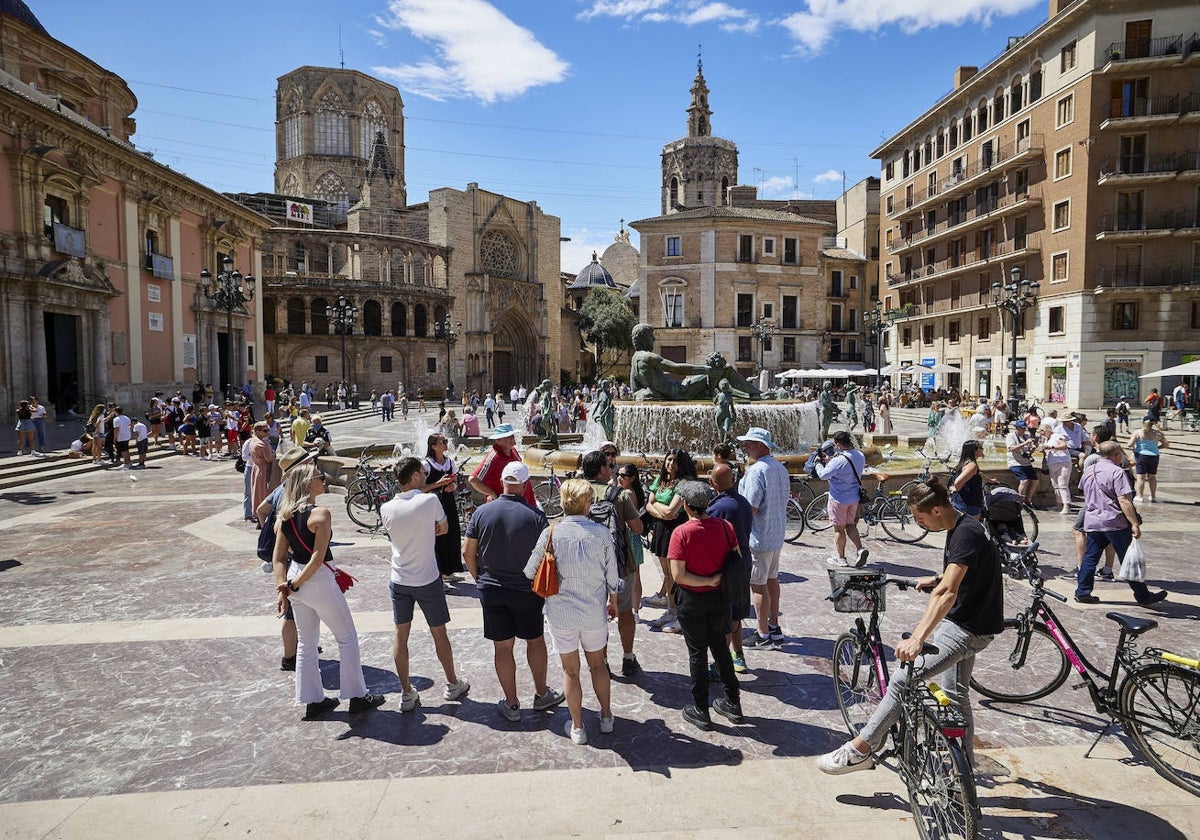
[1116,538,1146,583]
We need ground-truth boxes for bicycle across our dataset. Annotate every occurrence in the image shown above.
[453,456,477,523]
[784,474,819,544]
[805,473,929,543]
[969,542,1200,796]
[344,448,397,530]
[828,569,980,840]
[897,449,955,498]
[532,456,576,519]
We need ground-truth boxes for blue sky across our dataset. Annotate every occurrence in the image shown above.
[37,0,1050,272]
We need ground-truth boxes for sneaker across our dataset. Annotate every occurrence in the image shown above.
[304,697,340,719]
[855,548,870,568]
[641,593,668,609]
[682,704,713,731]
[1137,591,1169,606]
[564,719,587,745]
[348,693,386,713]
[399,688,420,713]
[1098,568,1114,581]
[768,625,784,643]
[532,688,565,711]
[621,654,641,678]
[1133,495,1144,502]
[817,742,874,775]
[731,653,748,673]
[712,697,744,725]
[497,699,521,722]
[1074,594,1100,604]
[280,655,296,672]
[827,556,850,567]
[599,714,615,735]
[745,632,775,649]
[659,618,682,634]
[648,611,677,629]
[443,679,470,701]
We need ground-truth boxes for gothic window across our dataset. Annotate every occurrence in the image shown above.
[360,100,387,159]
[480,229,518,279]
[363,300,382,336]
[281,173,300,196]
[283,94,302,158]
[311,298,329,334]
[314,90,349,156]
[414,304,428,337]
[313,173,349,216]
[286,297,306,334]
[391,302,407,336]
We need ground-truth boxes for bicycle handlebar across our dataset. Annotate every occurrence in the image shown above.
[826,575,922,603]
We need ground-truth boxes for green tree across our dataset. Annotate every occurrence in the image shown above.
[578,287,635,381]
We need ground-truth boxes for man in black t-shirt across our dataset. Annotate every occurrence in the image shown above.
[819,478,1002,776]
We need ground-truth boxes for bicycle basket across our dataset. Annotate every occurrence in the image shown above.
[828,568,886,613]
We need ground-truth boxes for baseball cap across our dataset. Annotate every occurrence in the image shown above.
[500,461,530,484]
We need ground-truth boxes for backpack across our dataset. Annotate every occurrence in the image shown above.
[589,484,634,577]
[256,504,278,563]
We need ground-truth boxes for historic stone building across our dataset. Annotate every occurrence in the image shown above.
[875,0,1200,406]
[0,1,268,420]
[249,67,562,399]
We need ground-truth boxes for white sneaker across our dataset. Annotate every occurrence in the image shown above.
[564,719,587,745]
[827,556,850,567]
[1133,496,1144,502]
[599,714,615,734]
[817,742,874,775]
[660,618,682,634]
[443,679,470,701]
[855,548,870,568]
[648,611,677,629]
[399,688,420,713]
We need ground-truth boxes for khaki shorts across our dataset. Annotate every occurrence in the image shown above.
[749,548,781,586]
[547,623,608,654]
[616,569,638,612]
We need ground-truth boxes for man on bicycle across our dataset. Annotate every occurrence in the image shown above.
[818,477,1003,774]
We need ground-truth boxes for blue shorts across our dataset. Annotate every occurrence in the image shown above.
[951,495,982,517]
[390,578,451,627]
[479,585,545,641]
[1134,454,1159,475]
[1009,465,1038,482]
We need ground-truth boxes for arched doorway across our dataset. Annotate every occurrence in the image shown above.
[492,308,540,392]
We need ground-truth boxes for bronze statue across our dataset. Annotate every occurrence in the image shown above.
[629,323,762,401]
[594,379,615,440]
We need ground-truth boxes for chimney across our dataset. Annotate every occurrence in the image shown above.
[727,185,758,206]
[1048,0,1068,18]
[954,66,978,89]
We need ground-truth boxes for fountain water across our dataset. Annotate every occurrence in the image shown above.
[602,401,820,456]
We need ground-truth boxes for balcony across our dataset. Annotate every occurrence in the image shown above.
[889,186,1041,255]
[1095,211,1182,240]
[1096,265,1200,289]
[1101,33,1200,70]
[826,351,864,363]
[895,134,1043,219]
[885,233,1041,288]
[1098,151,1195,185]
[1100,93,1195,130]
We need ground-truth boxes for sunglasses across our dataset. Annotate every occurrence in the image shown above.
[618,471,636,478]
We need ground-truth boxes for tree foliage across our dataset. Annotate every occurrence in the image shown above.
[578,287,635,379]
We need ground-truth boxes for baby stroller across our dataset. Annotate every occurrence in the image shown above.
[983,484,1039,547]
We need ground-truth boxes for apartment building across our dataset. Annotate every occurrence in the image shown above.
[874,0,1200,406]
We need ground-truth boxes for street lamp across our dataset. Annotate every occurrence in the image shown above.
[199,256,255,397]
[863,299,891,390]
[434,315,460,400]
[991,266,1040,407]
[749,318,779,373]
[326,295,358,388]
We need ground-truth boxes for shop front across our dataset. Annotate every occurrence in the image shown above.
[1046,359,1067,404]
[975,359,991,399]
[1103,356,1142,405]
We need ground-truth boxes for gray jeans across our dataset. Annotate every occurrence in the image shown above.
[859,619,994,765]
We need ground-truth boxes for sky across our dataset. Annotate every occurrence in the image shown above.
[36,0,1052,273]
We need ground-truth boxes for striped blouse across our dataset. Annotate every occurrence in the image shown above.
[524,516,618,631]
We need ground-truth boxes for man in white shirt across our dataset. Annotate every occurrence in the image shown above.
[379,457,470,713]
[133,416,149,468]
[111,406,133,468]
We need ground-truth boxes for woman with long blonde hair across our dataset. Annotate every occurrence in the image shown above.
[272,459,385,719]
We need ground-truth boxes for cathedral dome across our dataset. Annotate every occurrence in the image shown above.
[0,0,48,35]
[570,252,616,290]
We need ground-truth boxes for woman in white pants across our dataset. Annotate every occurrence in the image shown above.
[1044,427,1074,514]
[273,458,385,718]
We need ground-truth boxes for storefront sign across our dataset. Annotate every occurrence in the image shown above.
[287,201,313,224]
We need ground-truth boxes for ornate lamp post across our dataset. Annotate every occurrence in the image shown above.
[434,315,460,399]
[199,256,254,395]
[326,295,358,388]
[991,266,1040,407]
[750,318,779,373]
[864,300,902,390]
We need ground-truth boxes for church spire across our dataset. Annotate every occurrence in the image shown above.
[686,46,711,138]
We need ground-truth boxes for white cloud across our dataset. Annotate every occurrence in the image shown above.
[561,228,622,275]
[578,0,759,32]
[372,0,569,103]
[813,168,841,183]
[780,0,1043,54]
[757,175,795,197]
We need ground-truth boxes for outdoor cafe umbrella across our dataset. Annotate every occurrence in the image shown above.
[900,364,935,374]
[931,363,962,374]
[1139,360,1200,378]
[879,362,904,375]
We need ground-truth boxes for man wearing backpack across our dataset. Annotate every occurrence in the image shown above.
[581,450,645,677]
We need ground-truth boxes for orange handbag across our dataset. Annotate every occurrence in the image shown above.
[532,526,559,598]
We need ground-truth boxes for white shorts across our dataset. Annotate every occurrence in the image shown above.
[547,623,608,655]
[749,548,781,586]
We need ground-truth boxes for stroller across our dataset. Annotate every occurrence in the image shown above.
[983,484,1031,547]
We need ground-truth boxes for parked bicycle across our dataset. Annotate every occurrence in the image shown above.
[453,455,476,523]
[805,473,928,543]
[897,449,955,498]
[531,456,575,519]
[785,474,819,544]
[970,542,1200,796]
[828,569,980,840]
[344,447,396,530]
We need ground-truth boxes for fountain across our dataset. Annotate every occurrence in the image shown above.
[607,400,819,456]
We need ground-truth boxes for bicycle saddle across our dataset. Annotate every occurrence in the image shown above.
[1105,612,1158,637]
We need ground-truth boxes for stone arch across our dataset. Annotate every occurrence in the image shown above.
[283,93,303,159]
[280,172,300,196]
[363,299,382,335]
[491,307,540,392]
[313,172,349,217]
[286,297,306,334]
[262,296,277,334]
[360,98,388,159]
[479,229,520,280]
[313,87,349,156]
[391,301,407,336]
[414,303,428,337]
[311,298,330,334]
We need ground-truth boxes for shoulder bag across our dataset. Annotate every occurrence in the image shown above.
[842,454,871,506]
[719,520,742,606]
[532,525,559,598]
[287,512,356,593]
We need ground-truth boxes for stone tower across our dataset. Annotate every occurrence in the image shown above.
[660,59,738,214]
[273,66,406,220]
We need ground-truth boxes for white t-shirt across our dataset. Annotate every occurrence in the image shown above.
[30,403,46,420]
[112,414,132,442]
[133,421,148,442]
[379,488,446,588]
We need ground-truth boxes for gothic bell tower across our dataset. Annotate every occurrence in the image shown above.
[660,57,738,214]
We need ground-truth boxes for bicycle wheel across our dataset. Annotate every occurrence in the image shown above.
[345,485,381,529]
[969,619,1070,702]
[832,633,882,737]
[534,480,563,518]
[904,708,980,840]
[878,498,929,544]
[785,497,806,544]
[1119,663,1200,797]
[804,492,833,532]
[1018,504,1039,543]
[789,477,817,507]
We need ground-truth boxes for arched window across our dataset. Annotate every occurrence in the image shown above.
[360,99,387,159]
[283,94,302,158]
[434,304,447,324]
[721,176,730,204]
[363,300,382,336]
[286,297,306,334]
[414,303,428,337]
[311,298,329,335]
[280,173,300,196]
[1010,75,1024,112]
[670,176,679,207]
[262,296,277,334]
[391,302,407,336]
[314,90,349,156]
[313,173,349,217]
